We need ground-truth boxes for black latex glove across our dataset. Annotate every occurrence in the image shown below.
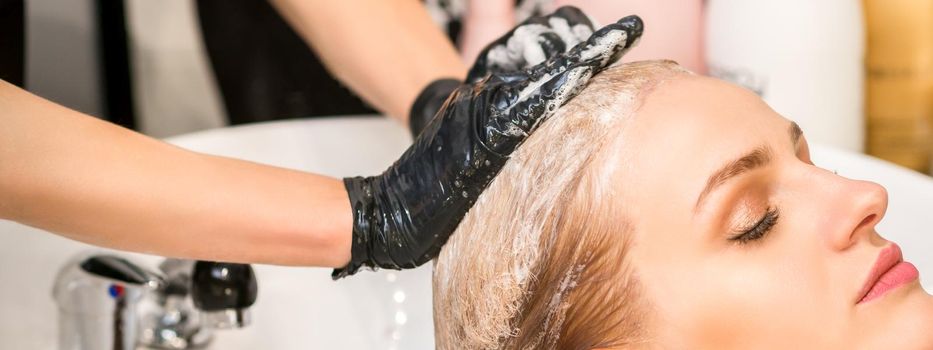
[333,14,644,279]
[409,6,600,136]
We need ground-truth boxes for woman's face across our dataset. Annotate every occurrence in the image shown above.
[615,75,933,349]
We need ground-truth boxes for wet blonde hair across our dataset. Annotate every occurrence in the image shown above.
[433,60,690,349]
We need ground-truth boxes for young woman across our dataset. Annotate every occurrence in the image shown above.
[434,60,932,349]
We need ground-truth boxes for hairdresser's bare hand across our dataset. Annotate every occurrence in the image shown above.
[333,15,644,279]
[409,6,600,135]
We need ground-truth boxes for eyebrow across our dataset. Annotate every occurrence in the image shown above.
[693,122,803,213]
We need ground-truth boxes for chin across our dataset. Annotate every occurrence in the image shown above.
[856,283,933,349]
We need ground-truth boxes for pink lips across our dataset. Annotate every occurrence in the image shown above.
[856,243,919,304]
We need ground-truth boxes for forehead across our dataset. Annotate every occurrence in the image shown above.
[611,75,789,217]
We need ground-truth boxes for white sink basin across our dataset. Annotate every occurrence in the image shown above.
[0,116,930,349]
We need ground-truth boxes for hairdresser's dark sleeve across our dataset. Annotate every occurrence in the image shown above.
[333,14,644,279]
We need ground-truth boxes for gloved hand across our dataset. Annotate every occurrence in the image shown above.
[409,6,601,136]
[333,13,644,279]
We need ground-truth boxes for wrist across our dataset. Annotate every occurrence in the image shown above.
[332,176,381,279]
[326,178,354,268]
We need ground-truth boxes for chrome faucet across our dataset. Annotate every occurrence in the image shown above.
[53,253,257,350]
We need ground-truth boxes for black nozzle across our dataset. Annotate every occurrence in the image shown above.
[191,261,257,312]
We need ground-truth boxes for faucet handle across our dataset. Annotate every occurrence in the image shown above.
[191,261,257,328]
[80,255,163,288]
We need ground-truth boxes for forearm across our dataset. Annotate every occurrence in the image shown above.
[0,80,351,267]
[268,0,466,123]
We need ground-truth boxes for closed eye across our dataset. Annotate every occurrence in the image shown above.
[729,207,779,244]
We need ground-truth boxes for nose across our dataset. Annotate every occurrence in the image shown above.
[823,175,889,251]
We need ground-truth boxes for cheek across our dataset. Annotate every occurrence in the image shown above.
[646,239,839,347]
[678,260,801,345]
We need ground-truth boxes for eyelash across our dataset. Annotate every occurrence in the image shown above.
[729,207,780,244]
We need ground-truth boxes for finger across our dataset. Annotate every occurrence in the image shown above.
[576,15,644,65]
[504,22,557,67]
[510,7,600,68]
[479,63,594,155]
[546,6,596,48]
[489,22,574,72]
[511,14,643,92]
[551,6,595,28]
[507,64,595,134]
[470,11,585,81]
[529,31,570,67]
[471,11,640,85]
[496,15,644,137]
[529,14,643,84]
[469,20,553,81]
